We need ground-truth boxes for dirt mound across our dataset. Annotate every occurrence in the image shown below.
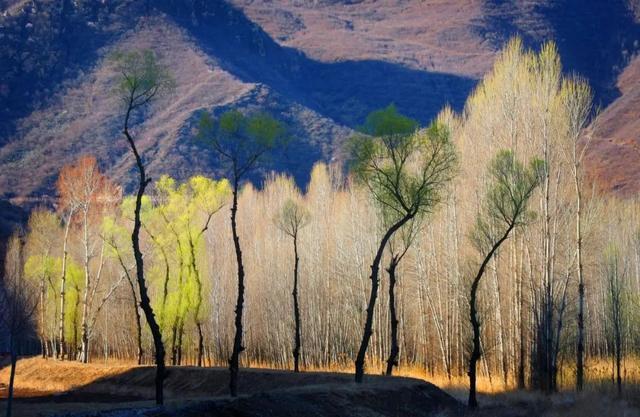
[63,379,462,417]
[0,358,462,416]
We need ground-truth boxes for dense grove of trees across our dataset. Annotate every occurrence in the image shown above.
[4,38,640,408]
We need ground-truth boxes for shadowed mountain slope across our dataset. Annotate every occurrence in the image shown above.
[0,0,474,200]
[0,0,639,204]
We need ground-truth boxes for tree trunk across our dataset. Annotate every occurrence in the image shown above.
[469,224,514,409]
[72,290,80,360]
[517,235,526,389]
[575,174,585,392]
[385,255,399,376]
[124,114,165,405]
[39,267,47,358]
[124,271,143,365]
[468,283,480,409]
[615,335,622,396]
[143,226,170,330]
[292,234,301,373]
[188,232,205,368]
[171,320,179,366]
[58,211,74,360]
[6,334,17,417]
[614,301,622,397]
[177,320,184,366]
[80,209,90,364]
[196,323,204,368]
[229,184,245,396]
[171,235,185,366]
[355,214,412,383]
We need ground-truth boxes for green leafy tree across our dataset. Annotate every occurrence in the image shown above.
[110,49,174,405]
[348,105,457,383]
[467,150,542,409]
[154,175,230,366]
[183,176,230,366]
[102,212,144,365]
[153,176,191,366]
[197,110,289,396]
[24,208,60,358]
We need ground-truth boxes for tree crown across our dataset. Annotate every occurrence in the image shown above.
[196,110,290,182]
[348,106,458,223]
[274,198,310,238]
[471,150,542,253]
[110,49,175,114]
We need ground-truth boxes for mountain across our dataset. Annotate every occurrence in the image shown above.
[0,0,639,214]
[585,55,640,197]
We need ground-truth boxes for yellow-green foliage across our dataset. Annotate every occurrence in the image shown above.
[24,254,82,342]
[142,175,230,339]
[24,254,58,287]
[64,260,84,344]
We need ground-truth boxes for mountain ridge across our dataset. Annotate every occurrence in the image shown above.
[0,0,639,210]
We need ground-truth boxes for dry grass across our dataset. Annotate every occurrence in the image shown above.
[1,357,640,417]
[0,357,137,394]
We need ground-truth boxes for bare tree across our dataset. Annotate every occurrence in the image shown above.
[197,109,289,396]
[467,150,541,409]
[348,105,457,383]
[55,166,81,360]
[56,156,120,363]
[1,233,39,417]
[603,244,628,397]
[110,49,174,405]
[24,209,58,358]
[274,198,310,372]
[559,77,594,392]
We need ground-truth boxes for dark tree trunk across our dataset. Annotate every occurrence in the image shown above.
[6,334,17,417]
[577,281,585,391]
[80,327,89,363]
[355,214,412,383]
[229,184,245,396]
[171,321,179,366]
[575,171,585,393]
[196,323,204,368]
[124,271,143,365]
[517,263,526,389]
[124,115,165,405]
[385,255,400,376]
[468,280,481,409]
[468,224,514,409]
[72,294,80,360]
[614,314,622,396]
[188,232,205,368]
[40,274,47,359]
[177,321,184,366]
[292,234,301,372]
[135,308,143,365]
[170,241,185,367]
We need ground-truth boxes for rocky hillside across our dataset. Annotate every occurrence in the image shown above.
[0,0,639,209]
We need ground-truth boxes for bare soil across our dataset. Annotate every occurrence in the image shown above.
[0,358,461,417]
[1,358,639,417]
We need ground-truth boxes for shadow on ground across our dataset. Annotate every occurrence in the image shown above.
[0,364,462,417]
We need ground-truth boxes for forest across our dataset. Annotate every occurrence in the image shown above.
[2,37,640,413]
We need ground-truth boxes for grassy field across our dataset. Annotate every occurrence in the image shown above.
[0,357,639,416]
